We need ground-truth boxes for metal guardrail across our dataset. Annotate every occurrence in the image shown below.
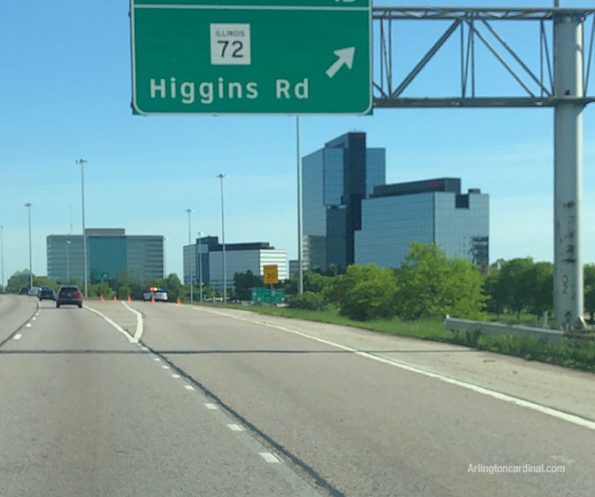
[444,317,567,345]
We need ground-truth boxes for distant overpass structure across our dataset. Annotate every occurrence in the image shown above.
[372,6,595,330]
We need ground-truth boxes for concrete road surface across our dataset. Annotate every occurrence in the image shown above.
[1,294,594,497]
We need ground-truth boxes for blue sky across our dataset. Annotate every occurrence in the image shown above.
[1,0,594,283]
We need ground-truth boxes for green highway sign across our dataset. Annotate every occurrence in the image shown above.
[130,0,371,114]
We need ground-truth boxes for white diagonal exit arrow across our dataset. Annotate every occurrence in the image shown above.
[326,47,355,79]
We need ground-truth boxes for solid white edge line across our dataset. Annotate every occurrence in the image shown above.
[85,305,136,343]
[259,452,281,463]
[197,308,595,432]
[121,302,144,341]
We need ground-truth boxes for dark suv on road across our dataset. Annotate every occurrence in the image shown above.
[38,287,55,301]
[56,285,83,308]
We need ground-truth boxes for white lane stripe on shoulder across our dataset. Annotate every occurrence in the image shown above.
[196,307,595,432]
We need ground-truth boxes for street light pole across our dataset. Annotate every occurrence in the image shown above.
[186,208,193,304]
[217,174,227,304]
[75,158,88,297]
[197,232,203,303]
[24,203,33,289]
[0,225,4,293]
[66,240,71,283]
[296,116,303,295]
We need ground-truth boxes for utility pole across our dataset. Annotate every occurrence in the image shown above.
[75,158,88,297]
[296,116,303,295]
[0,225,4,292]
[217,174,228,304]
[197,232,203,303]
[186,208,194,304]
[24,203,33,289]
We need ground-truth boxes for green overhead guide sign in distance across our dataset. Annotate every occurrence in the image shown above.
[130,0,371,114]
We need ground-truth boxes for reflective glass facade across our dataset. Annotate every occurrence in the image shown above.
[47,230,164,284]
[302,132,386,271]
[355,185,489,269]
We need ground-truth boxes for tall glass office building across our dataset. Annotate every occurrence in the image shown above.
[355,178,489,270]
[47,228,164,284]
[302,132,386,271]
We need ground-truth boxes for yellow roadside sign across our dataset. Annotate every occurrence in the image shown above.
[263,265,279,285]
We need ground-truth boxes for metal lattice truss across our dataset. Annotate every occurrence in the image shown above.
[373,7,595,108]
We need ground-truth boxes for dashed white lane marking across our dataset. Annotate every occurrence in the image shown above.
[162,365,170,370]
[25,323,32,328]
[32,317,37,321]
[198,308,595,432]
[184,385,195,391]
[205,403,218,410]
[154,358,161,362]
[227,424,245,432]
[171,374,181,379]
[121,302,144,341]
[260,452,281,464]
[14,334,22,340]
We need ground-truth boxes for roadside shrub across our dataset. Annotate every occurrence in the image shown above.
[339,266,397,321]
[287,291,325,310]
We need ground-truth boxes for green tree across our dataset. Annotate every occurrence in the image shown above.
[395,243,486,320]
[585,264,595,324]
[284,270,334,296]
[526,262,553,318]
[484,267,505,317]
[6,270,33,293]
[233,270,263,301]
[33,276,58,291]
[496,258,534,318]
[337,264,398,321]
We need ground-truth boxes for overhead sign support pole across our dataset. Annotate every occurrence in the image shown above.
[553,13,587,330]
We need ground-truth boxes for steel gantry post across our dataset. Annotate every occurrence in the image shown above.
[553,12,588,330]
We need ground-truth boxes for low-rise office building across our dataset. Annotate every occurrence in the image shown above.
[183,236,288,291]
[47,228,165,284]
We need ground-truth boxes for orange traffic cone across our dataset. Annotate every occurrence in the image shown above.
[113,295,118,302]
[151,296,155,304]
[100,295,104,303]
[127,295,132,303]
[176,297,181,305]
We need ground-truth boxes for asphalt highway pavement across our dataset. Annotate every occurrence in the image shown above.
[1,295,594,497]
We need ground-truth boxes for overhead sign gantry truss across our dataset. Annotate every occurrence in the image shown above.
[373,6,595,107]
[372,6,595,331]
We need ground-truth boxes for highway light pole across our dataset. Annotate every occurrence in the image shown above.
[75,158,88,297]
[66,240,71,283]
[296,116,303,295]
[217,174,228,304]
[186,208,194,304]
[24,203,32,289]
[0,225,4,293]
[197,232,203,303]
